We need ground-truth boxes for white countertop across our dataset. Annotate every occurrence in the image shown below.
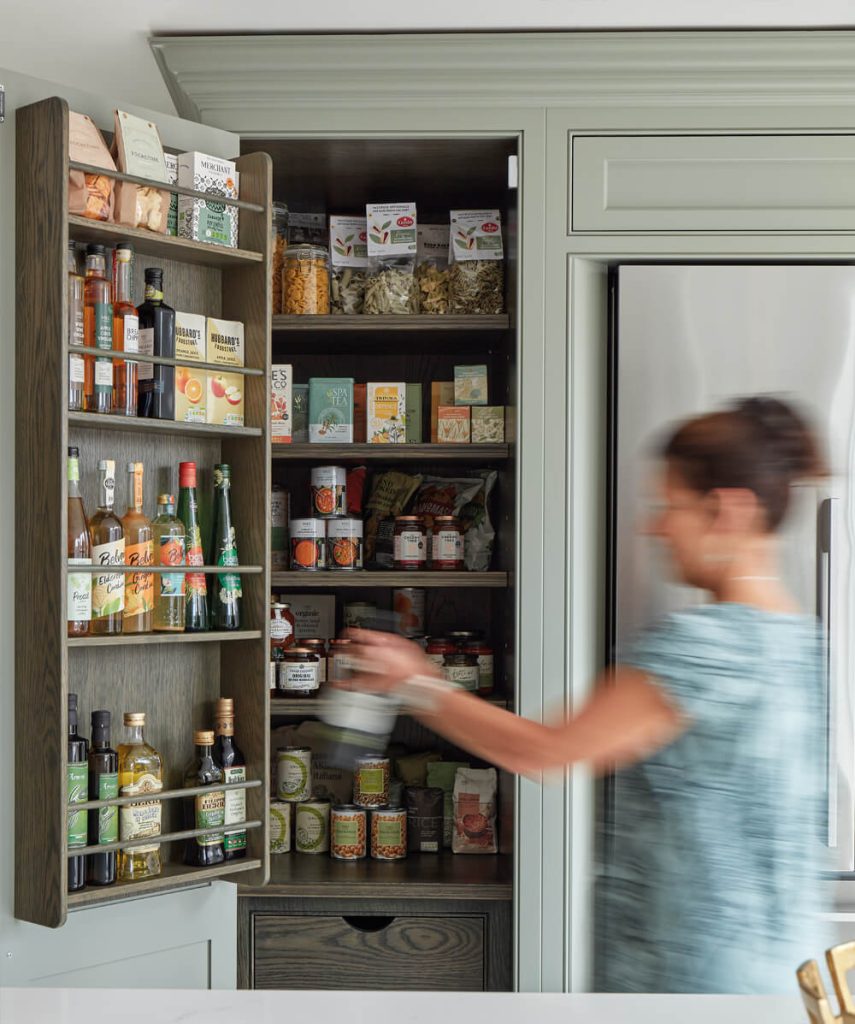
[0,988,805,1023]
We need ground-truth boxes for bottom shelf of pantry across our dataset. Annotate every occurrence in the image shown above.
[242,851,512,901]
[67,858,264,910]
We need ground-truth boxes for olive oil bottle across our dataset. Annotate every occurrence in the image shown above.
[117,712,163,882]
[184,730,225,867]
[213,698,246,860]
[67,693,88,892]
[87,710,118,886]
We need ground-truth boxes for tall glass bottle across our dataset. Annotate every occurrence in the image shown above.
[117,712,163,883]
[67,693,88,892]
[177,461,208,632]
[83,243,113,414]
[67,446,91,638]
[184,730,225,867]
[112,242,139,417]
[68,243,85,412]
[136,268,175,420]
[213,698,246,860]
[152,494,186,632]
[87,710,118,886]
[121,462,153,634]
[89,460,124,635]
[209,464,241,631]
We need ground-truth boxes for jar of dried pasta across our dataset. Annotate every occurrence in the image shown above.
[271,202,289,315]
[282,244,330,315]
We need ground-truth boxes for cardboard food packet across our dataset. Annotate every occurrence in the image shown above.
[112,110,170,233]
[452,767,498,854]
[68,112,116,222]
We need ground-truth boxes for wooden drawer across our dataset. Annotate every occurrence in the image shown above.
[253,913,486,990]
[571,134,855,233]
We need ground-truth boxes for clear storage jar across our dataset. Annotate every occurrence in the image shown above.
[282,244,330,315]
[271,202,289,315]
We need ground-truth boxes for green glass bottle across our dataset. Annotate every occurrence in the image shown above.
[67,693,88,892]
[177,461,208,632]
[87,709,118,886]
[208,464,241,631]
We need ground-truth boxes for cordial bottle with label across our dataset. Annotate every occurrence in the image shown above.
[67,243,85,412]
[87,710,118,886]
[121,462,153,634]
[184,730,225,867]
[67,447,91,637]
[117,712,163,882]
[209,464,241,630]
[82,244,113,414]
[112,242,139,417]
[152,494,186,632]
[136,267,176,419]
[177,462,208,632]
[213,698,247,860]
[67,693,88,892]
[89,460,125,635]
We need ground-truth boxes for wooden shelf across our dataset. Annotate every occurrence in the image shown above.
[245,852,513,901]
[68,859,263,911]
[66,345,265,378]
[68,630,262,648]
[65,563,263,575]
[273,314,510,332]
[273,443,509,462]
[68,411,262,438]
[272,571,509,589]
[68,215,264,268]
[271,694,509,715]
[70,819,263,857]
[72,778,262,811]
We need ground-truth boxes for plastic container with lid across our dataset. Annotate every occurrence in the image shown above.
[443,650,480,692]
[278,647,320,698]
[430,515,464,570]
[465,639,494,695]
[282,244,330,315]
[393,515,427,571]
[271,202,289,315]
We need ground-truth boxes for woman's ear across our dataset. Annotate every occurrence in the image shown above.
[708,487,762,533]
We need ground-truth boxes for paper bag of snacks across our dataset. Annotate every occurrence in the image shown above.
[68,112,116,222]
[363,469,422,562]
[452,767,498,854]
[112,110,170,233]
[426,761,470,848]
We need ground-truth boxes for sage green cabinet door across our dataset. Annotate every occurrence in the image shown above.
[571,134,855,233]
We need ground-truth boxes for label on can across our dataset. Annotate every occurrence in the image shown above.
[296,802,330,853]
[277,749,312,801]
[270,801,291,853]
[331,811,367,859]
[311,466,347,517]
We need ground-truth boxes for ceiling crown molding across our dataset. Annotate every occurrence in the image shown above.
[151,31,855,128]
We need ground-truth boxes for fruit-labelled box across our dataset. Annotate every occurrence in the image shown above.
[174,311,206,423]
[207,371,244,427]
[206,317,244,367]
[271,364,292,443]
[437,405,471,443]
[430,381,454,443]
[367,382,406,443]
[309,377,354,443]
[471,405,505,444]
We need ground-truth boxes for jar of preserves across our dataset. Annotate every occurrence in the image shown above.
[443,651,480,692]
[328,637,357,683]
[393,515,427,571]
[327,518,363,571]
[281,244,330,315]
[278,647,320,698]
[271,202,289,315]
[331,805,367,860]
[290,518,326,570]
[270,602,296,694]
[301,638,328,683]
[426,637,456,672]
[430,515,464,570]
[465,640,494,695]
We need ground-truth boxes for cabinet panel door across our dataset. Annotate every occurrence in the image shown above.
[571,134,855,233]
[254,913,486,990]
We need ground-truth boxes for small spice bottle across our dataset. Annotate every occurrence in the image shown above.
[443,650,480,692]
[393,515,427,571]
[281,244,330,315]
[430,515,464,570]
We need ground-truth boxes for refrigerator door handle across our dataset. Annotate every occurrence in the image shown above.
[817,496,837,848]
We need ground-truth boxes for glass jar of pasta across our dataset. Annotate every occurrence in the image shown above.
[281,244,330,315]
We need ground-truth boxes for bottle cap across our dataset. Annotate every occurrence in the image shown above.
[157,493,176,506]
[124,712,145,727]
[98,459,115,473]
[86,243,106,257]
[144,267,163,284]
[68,446,79,458]
[91,709,110,726]
[116,241,135,252]
[215,698,235,715]
[214,463,231,478]
[68,693,79,716]
[179,461,197,488]
[194,730,214,746]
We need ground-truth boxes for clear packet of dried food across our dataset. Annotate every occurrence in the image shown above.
[112,110,170,233]
[448,209,505,315]
[330,214,370,314]
[365,202,419,315]
[416,224,450,315]
[68,112,116,222]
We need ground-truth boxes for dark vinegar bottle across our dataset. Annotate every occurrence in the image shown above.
[208,464,241,631]
[87,710,118,886]
[136,267,175,419]
[184,730,225,868]
[213,698,246,860]
[67,693,88,892]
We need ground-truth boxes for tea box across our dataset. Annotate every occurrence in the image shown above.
[430,381,455,442]
[353,382,367,443]
[437,405,471,444]
[405,383,423,443]
[309,377,354,443]
[177,151,239,248]
[471,405,505,443]
[271,364,293,444]
[293,384,309,442]
[367,382,406,443]
[174,311,206,423]
[164,152,178,236]
[454,364,488,406]
[206,317,244,367]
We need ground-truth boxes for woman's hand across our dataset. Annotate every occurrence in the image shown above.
[345,629,442,695]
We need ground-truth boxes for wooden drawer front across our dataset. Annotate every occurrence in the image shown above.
[571,134,855,233]
[253,913,486,990]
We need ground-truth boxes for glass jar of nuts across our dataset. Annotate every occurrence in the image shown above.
[282,244,330,315]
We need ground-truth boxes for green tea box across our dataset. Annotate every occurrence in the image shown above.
[293,384,309,442]
[406,383,423,443]
[454,364,488,406]
[471,406,505,444]
[177,151,239,248]
[309,377,354,443]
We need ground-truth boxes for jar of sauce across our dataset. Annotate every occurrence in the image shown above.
[279,647,320,698]
[394,515,427,571]
[443,651,480,692]
[465,640,494,695]
[430,515,464,570]
[270,602,296,694]
[302,638,328,683]
[426,637,456,672]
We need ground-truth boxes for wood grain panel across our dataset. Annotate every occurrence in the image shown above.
[253,913,485,990]
[272,314,510,332]
[273,444,509,462]
[130,254,222,319]
[15,96,68,927]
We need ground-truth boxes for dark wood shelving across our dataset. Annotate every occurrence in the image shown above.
[271,694,509,716]
[248,852,513,901]
[271,571,509,590]
[68,411,263,439]
[273,443,509,462]
[68,630,262,648]
[272,314,510,332]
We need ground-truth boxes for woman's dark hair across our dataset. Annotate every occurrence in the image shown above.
[661,396,826,530]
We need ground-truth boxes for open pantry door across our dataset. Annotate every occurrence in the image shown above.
[0,66,242,989]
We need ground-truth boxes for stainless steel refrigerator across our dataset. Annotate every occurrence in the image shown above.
[610,264,855,872]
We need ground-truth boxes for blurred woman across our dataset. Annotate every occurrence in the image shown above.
[349,396,828,993]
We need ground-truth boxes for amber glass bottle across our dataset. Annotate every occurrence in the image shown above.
[213,698,246,860]
[121,462,153,634]
[67,446,91,637]
[112,242,139,417]
[83,244,113,414]
[89,460,124,635]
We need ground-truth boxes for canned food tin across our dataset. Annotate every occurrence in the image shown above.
[430,515,464,570]
[269,801,292,854]
[330,805,367,860]
[327,517,363,570]
[279,648,320,697]
[444,651,480,692]
[344,601,376,628]
[296,799,330,854]
[276,746,313,802]
[370,807,407,860]
[311,465,347,518]
[353,755,391,808]
[290,518,326,570]
[393,587,425,637]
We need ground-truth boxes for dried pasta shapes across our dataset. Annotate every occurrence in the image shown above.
[364,263,419,314]
[448,210,506,314]
[330,215,370,314]
[282,245,330,315]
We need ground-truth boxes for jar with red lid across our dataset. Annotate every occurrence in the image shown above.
[270,601,296,694]
[465,640,494,695]
[426,637,456,672]
[393,515,427,571]
[430,515,464,570]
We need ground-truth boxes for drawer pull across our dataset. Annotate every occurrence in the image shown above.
[342,915,395,933]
